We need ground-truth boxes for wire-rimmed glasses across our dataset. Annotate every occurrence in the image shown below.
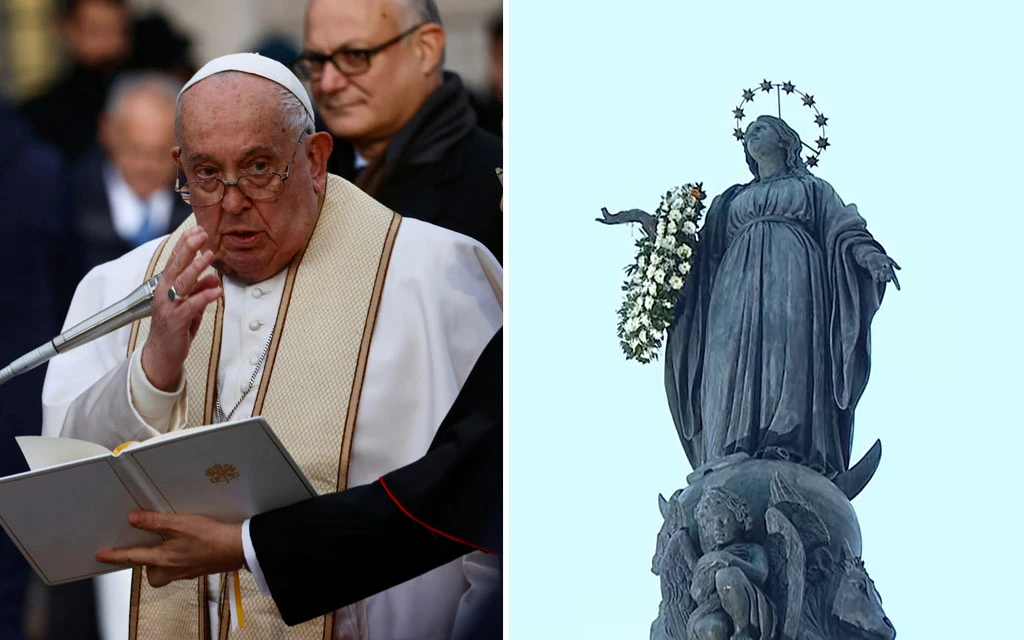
[175,131,306,207]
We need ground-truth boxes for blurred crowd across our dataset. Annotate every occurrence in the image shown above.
[0,0,503,638]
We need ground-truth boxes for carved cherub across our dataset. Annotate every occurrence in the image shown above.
[687,487,775,640]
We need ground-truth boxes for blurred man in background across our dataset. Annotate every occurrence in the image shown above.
[70,71,191,274]
[296,0,503,262]
[19,0,131,160]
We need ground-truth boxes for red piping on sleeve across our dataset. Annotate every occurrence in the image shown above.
[379,477,498,555]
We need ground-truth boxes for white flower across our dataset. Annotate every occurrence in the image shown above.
[679,261,691,275]
[677,244,692,259]
[667,221,678,235]
[638,330,647,343]
[648,282,658,295]
[644,296,654,309]
[682,221,697,235]
[662,234,676,249]
[668,209,683,222]
[654,269,666,284]
[646,264,657,278]
[640,314,651,326]
[670,275,684,289]
[651,252,663,265]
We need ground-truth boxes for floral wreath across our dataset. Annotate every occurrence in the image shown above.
[617,183,706,363]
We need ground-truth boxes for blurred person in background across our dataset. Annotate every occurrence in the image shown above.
[252,33,301,68]
[0,94,79,640]
[70,71,191,274]
[469,11,502,138]
[296,0,503,262]
[19,0,131,160]
[123,12,196,84]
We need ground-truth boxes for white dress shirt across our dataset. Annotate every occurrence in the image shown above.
[102,163,175,245]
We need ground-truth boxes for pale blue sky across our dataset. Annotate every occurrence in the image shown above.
[510,1,1024,637]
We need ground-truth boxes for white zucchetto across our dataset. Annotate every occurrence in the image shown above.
[179,52,314,121]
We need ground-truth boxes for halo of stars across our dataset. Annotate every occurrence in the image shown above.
[732,80,829,168]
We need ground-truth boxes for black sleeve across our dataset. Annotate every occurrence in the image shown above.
[249,328,502,626]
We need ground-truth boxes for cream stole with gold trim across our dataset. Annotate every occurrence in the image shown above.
[124,174,400,640]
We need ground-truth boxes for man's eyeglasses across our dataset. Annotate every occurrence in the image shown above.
[292,23,426,80]
[175,131,306,208]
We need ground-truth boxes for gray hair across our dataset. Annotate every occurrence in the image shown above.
[399,0,443,26]
[397,0,446,68]
[105,71,182,116]
[174,71,315,144]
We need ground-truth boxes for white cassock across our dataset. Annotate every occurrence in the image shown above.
[41,217,503,640]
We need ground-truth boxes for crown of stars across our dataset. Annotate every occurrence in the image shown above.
[731,79,830,169]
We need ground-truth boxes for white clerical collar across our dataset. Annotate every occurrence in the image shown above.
[221,268,289,295]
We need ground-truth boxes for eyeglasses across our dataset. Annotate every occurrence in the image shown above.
[292,23,426,80]
[175,131,306,208]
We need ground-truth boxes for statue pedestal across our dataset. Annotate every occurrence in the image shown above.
[651,460,895,640]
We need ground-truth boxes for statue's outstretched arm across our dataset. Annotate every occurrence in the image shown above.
[596,207,657,240]
[851,241,900,290]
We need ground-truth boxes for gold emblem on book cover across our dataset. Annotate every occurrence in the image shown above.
[205,463,240,484]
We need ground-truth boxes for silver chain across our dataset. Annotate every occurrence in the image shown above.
[214,327,275,423]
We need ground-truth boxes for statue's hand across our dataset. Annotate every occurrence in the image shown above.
[596,207,657,239]
[860,252,901,291]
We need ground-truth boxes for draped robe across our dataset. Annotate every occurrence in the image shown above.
[664,172,886,477]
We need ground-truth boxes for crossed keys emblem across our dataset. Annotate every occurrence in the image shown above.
[206,463,241,484]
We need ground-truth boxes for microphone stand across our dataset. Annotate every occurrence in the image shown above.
[0,273,163,385]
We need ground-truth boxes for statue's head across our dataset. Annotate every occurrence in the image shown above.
[743,115,807,178]
[694,486,751,552]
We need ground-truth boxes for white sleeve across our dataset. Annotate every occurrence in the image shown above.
[128,347,187,432]
[450,552,502,640]
[240,518,271,596]
[41,238,185,448]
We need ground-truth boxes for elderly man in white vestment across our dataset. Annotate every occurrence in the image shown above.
[40,52,502,640]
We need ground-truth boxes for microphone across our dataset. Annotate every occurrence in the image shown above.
[0,273,163,386]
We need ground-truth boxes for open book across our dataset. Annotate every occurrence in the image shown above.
[0,417,316,585]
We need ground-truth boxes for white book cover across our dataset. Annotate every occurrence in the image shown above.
[0,417,316,585]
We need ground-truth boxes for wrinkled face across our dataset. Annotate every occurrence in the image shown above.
[303,0,436,145]
[64,0,130,70]
[744,119,784,163]
[102,90,177,198]
[174,74,328,284]
[697,504,741,551]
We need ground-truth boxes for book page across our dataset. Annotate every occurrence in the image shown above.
[16,436,112,471]
[0,458,161,585]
